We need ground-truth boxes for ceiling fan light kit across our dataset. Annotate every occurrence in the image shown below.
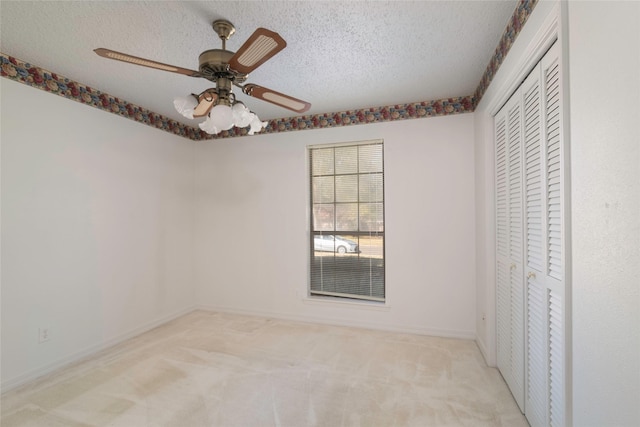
[94,19,310,136]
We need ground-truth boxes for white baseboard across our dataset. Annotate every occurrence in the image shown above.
[1,305,197,393]
[195,304,476,340]
[475,335,497,368]
[475,333,492,366]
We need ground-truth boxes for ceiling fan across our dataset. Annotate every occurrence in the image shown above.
[94,19,311,135]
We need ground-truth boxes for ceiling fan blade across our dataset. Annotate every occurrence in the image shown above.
[228,28,287,74]
[94,48,201,77]
[242,84,311,114]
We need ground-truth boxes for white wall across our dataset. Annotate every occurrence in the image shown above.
[568,2,640,425]
[194,114,477,338]
[1,79,196,390]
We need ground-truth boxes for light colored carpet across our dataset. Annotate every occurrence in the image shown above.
[1,310,528,426]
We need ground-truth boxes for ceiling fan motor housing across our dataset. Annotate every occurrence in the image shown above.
[198,49,248,84]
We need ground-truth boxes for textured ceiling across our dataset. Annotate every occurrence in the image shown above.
[0,1,517,124]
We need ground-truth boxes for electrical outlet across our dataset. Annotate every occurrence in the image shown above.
[38,328,51,343]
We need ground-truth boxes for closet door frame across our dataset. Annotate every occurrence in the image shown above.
[487,4,571,425]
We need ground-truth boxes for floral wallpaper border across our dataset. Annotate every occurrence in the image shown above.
[0,52,473,141]
[473,0,538,107]
[1,0,536,141]
[0,53,209,140]
[214,96,474,139]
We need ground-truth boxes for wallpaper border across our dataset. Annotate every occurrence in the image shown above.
[473,0,539,107]
[0,53,207,140]
[1,0,537,141]
[0,53,473,141]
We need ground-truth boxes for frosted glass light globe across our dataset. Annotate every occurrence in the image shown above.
[209,105,234,131]
[199,115,220,135]
[173,95,198,119]
[232,102,253,128]
[248,114,268,135]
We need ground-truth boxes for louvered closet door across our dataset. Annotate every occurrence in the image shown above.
[496,41,566,427]
[495,90,525,412]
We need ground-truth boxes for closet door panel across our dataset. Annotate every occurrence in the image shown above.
[495,94,525,411]
[541,42,565,427]
[495,111,514,388]
[522,63,549,427]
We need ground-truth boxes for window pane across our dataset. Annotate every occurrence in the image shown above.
[312,176,334,203]
[313,204,334,231]
[354,251,385,299]
[336,203,358,231]
[310,253,336,292]
[359,235,384,259]
[312,148,334,175]
[359,202,383,232]
[335,175,357,202]
[359,173,383,202]
[335,146,358,174]
[358,144,383,173]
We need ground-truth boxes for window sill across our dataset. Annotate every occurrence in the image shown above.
[302,295,391,311]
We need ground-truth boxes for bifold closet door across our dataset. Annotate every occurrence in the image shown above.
[495,40,566,427]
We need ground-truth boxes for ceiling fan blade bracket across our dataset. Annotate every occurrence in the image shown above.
[192,89,218,118]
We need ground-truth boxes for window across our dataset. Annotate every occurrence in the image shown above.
[309,141,385,302]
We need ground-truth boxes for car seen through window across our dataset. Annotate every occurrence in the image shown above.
[313,235,360,254]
